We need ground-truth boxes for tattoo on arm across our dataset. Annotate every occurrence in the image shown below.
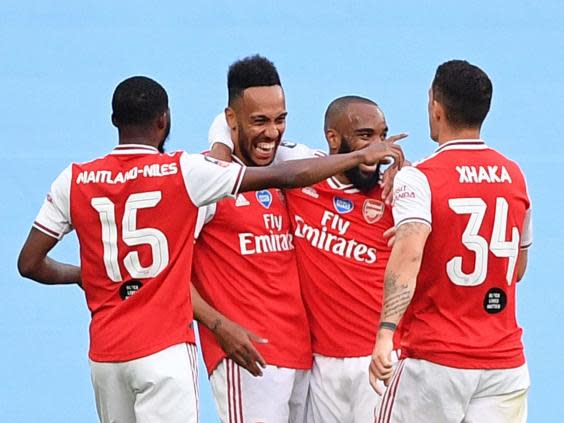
[381,270,414,322]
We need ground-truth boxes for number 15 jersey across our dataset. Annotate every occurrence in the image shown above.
[393,140,532,369]
[33,145,245,362]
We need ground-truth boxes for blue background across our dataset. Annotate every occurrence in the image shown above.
[1,1,562,421]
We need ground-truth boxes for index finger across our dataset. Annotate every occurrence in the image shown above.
[245,343,267,369]
[383,226,396,239]
[385,133,409,144]
[369,363,385,395]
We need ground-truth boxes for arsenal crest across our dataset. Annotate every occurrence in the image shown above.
[362,199,385,224]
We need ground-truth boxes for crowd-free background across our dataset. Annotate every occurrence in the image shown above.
[2,1,562,421]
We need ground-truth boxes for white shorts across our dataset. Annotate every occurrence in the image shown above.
[210,358,310,423]
[306,354,384,423]
[90,343,199,423]
[377,358,530,423]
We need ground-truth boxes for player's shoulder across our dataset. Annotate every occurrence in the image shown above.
[396,165,429,183]
[484,146,525,171]
[276,141,326,161]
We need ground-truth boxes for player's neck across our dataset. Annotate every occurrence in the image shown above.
[334,173,351,185]
[117,127,161,149]
[437,126,481,145]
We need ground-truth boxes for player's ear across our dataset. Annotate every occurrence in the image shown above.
[156,110,167,130]
[325,129,341,155]
[432,100,443,123]
[225,107,237,130]
[111,114,118,128]
[225,107,239,146]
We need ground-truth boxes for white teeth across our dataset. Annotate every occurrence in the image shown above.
[256,142,275,152]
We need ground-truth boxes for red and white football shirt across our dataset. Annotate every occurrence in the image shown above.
[33,144,245,362]
[209,116,396,357]
[192,156,312,375]
[392,139,532,369]
[285,177,392,357]
[277,144,393,357]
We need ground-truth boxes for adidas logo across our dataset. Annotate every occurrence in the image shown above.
[235,194,250,207]
[302,186,319,199]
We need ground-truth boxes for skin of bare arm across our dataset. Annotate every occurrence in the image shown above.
[209,143,233,162]
[17,228,81,287]
[516,249,528,282]
[368,222,431,394]
[190,283,268,376]
[239,140,404,193]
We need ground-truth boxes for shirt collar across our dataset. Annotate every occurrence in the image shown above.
[327,176,359,193]
[110,144,159,155]
[435,139,487,153]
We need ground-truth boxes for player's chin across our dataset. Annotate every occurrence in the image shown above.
[250,152,276,167]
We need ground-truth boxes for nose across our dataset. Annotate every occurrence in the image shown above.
[264,123,279,140]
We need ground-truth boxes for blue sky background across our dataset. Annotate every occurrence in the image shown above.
[1,1,562,421]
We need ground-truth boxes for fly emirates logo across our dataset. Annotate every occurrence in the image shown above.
[239,213,294,255]
[76,163,178,184]
[294,210,377,264]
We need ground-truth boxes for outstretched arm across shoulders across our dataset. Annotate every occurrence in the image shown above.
[240,138,404,192]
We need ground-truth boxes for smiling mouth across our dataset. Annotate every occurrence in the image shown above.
[255,142,276,155]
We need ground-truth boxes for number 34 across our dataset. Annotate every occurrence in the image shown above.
[447,197,519,287]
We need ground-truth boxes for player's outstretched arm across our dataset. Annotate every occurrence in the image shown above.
[239,140,404,192]
[191,284,268,377]
[17,228,81,286]
[369,222,430,395]
[209,143,233,162]
[516,249,528,282]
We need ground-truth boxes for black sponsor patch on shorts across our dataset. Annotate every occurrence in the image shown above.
[120,280,143,300]
[483,288,507,314]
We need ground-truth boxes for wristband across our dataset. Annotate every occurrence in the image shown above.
[379,321,397,332]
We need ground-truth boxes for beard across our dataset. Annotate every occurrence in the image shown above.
[338,137,381,192]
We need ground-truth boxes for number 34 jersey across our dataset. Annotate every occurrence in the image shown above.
[33,145,245,362]
[392,140,532,369]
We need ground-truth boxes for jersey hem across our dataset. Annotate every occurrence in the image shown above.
[402,348,526,369]
[312,346,375,358]
[205,353,313,376]
[89,334,195,363]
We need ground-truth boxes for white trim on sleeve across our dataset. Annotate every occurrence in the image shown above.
[392,166,432,230]
[520,208,533,249]
[179,152,246,208]
[194,203,217,239]
[33,165,73,240]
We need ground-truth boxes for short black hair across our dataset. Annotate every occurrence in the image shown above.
[112,76,168,127]
[227,55,281,105]
[432,60,492,127]
[324,96,379,131]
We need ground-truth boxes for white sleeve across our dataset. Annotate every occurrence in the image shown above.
[272,142,326,164]
[180,152,245,207]
[392,166,432,229]
[194,204,217,239]
[520,208,533,249]
[208,113,234,150]
[33,165,73,239]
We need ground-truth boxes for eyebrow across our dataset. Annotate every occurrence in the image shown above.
[250,112,288,120]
